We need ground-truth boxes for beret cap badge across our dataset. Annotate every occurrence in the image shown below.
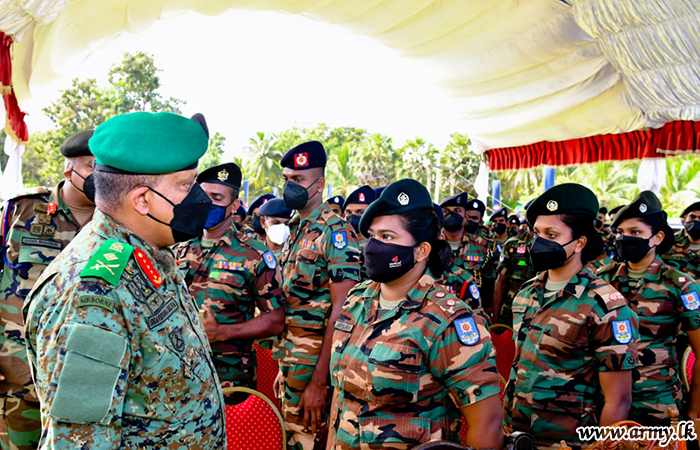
[546,200,558,211]
[217,169,229,182]
[640,203,647,213]
[398,192,410,206]
[294,153,308,168]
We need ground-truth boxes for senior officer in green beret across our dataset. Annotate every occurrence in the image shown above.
[505,183,638,450]
[275,141,361,450]
[663,200,700,281]
[259,198,294,262]
[175,162,285,404]
[0,130,96,450]
[24,112,226,449]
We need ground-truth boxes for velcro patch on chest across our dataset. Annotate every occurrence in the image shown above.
[682,291,700,311]
[612,319,633,344]
[334,320,354,333]
[512,305,527,314]
[454,316,480,346]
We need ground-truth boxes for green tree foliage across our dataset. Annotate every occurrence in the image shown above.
[199,132,226,171]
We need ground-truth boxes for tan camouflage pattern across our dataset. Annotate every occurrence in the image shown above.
[24,210,225,449]
[597,256,700,425]
[505,269,639,449]
[662,229,700,281]
[327,274,500,449]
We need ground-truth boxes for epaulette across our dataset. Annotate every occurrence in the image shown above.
[428,285,470,318]
[6,186,51,202]
[80,239,134,286]
[663,265,693,288]
[243,236,279,270]
[595,262,617,275]
[589,277,627,312]
[348,279,372,297]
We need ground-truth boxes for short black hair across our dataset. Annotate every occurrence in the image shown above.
[94,171,161,213]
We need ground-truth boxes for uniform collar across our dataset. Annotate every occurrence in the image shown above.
[532,269,591,302]
[289,203,328,232]
[618,255,663,283]
[49,181,73,218]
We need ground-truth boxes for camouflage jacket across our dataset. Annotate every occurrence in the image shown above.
[597,257,700,400]
[505,269,639,448]
[24,210,225,449]
[662,229,700,281]
[496,235,536,305]
[0,182,91,400]
[274,203,361,366]
[328,274,500,449]
[174,223,285,361]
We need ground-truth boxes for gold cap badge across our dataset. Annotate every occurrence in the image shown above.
[546,200,558,211]
[217,169,229,182]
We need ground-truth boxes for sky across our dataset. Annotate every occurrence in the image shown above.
[16,9,464,160]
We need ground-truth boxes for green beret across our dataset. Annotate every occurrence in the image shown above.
[611,190,663,229]
[90,112,208,174]
[197,162,242,191]
[681,201,700,218]
[526,183,598,226]
[60,130,94,158]
[359,178,432,237]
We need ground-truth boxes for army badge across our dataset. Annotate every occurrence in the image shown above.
[294,152,309,168]
[682,291,700,311]
[469,283,481,300]
[263,251,278,269]
[398,192,409,206]
[546,200,558,211]
[639,203,647,213]
[679,276,687,283]
[332,231,347,249]
[612,319,632,344]
[455,316,479,346]
[46,202,58,215]
[359,192,366,202]
[217,169,229,182]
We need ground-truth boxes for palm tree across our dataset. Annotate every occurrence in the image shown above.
[327,143,358,196]
[660,154,700,217]
[352,133,397,187]
[244,131,284,196]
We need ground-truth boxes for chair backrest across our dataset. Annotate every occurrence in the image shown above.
[489,324,515,382]
[222,386,286,450]
[254,341,280,408]
[681,346,695,392]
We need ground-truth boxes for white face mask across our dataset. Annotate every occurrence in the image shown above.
[267,223,290,245]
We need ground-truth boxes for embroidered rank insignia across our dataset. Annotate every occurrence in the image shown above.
[80,239,134,286]
[612,319,633,344]
[34,202,48,213]
[446,299,456,306]
[682,291,700,311]
[436,291,445,298]
[214,261,245,272]
[46,202,58,215]
[455,316,480,346]
[29,224,44,236]
[135,248,164,288]
[332,231,347,249]
[294,152,309,168]
[517,247,526,254]
[679,276,687,283]
[469,283,481,300]
[263,251,278,269]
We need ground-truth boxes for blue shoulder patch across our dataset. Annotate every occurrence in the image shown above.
[612,319,633,344]
[469,283,481,300]
[262,251,278,270]
[332,231,347,250]
[454,316,480,346]
[682,291,700,311]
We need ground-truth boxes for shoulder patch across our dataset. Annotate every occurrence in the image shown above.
[262,251,278,269]
[590,280,626,312]
[469,283,481,300]
[612,319,633,344]
[77,295,116,312]
[80,239,134,286]
[332,231,347,250]
[682,291,700,311]
[454,316,480,346]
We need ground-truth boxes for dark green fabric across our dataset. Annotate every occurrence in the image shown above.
[526,183,598,225]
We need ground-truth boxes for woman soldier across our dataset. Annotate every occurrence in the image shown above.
[327,179,503,450]
[505,183,639,450]
[597,191,700,426]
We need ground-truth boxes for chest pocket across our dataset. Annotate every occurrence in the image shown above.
[367,342,422,405]
[292,247,321,289]
[17,244,61,266]
[208,269,247,298]
[633,293,677,338]
[539,314,588,355]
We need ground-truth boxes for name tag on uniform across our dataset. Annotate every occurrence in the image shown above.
[517,247,526,254]
[512,305,527,314]
[21,237,62,250]
[334,321,353,333]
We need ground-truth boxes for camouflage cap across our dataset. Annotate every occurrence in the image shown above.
[359,178,432,237]
[526,183,598,226]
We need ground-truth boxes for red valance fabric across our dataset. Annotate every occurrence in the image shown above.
[486,121,700,171]
[1,31,28,143]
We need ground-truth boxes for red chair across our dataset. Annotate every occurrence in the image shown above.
[254,341,279,407]
[682,346,695,392]
[489,324,515,382]
[222,387,286,450]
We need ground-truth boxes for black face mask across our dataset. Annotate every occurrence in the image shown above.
[614,236,653,263]
[493,223,507,235]
[529,236,577,272]
[252,215,265,235]
[348,214,361,234]
[147,183,212,243]
[465,219,480,235]
[508,227,519,237]
[283,178,320,210]
[594,219,603,230]
[364,238,416,283]
[686,221,700,240]
[443,212,465,233]
[71,169,96,203]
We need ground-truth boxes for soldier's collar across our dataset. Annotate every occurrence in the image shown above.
[49,181,70,215]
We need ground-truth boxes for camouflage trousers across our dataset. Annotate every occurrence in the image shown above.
[213,353,256,406]
[629,389,683,427]
[0,397,41,450]
[278,363,331,450]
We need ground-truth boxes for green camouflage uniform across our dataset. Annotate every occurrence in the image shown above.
[24,210,225,449]
[274,203,361,450]
[0,183,90,450]
[437,231,496,318]
[505,269,639,449]
[495,235,536,327]
[662,229,700,281]
[328,274,500,449]
[597,256,700,425]
[174,224,285,399]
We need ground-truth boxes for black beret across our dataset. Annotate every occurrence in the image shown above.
[343,185,376,211]
[507,214,520,225]
[526,183,598,226]
[359,178,432,237]
[374,186,387,197]
[280,141,326,170]
[440,193,468,208]
[609,205,624,216]
[326,195,345,206]
[197,163,242,191]
[259,198,294,219]
[465,199,486,215]
[490,207,508,221]
[611,190,663,229]
[234,205,247,219]
[60,130,94,158]
[433,203,445,227]
[599,206,608,216]
[248,194,276,213]
[681,201,700,218]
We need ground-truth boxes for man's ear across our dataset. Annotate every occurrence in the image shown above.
[130,186,152,216]
[63,164,73,181]
[231,198,241,214]
[260,216,268,229]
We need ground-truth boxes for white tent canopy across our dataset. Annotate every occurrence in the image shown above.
[2,0,700,153]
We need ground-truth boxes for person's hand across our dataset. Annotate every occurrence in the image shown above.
[273,371,282,401]
[200,304,223,342]
[296,379,328,434]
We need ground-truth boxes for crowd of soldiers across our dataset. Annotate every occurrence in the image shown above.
[0,110,699,449]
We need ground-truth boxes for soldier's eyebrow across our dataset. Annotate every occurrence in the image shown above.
[368,227,397,235]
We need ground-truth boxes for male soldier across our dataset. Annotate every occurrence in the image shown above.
[325,195,344,216]
[175,162,285,404]
[232,204,247,228]
[342,185,376,281]
[436,193,487,317]
[247,194,276,240]
[489,207,509,250]
[259,198,294,262]
[0,130,95,450]
[507,214,520,238]
[663,201,700,280]
[24,112,225,448]
[276,141,361,450]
